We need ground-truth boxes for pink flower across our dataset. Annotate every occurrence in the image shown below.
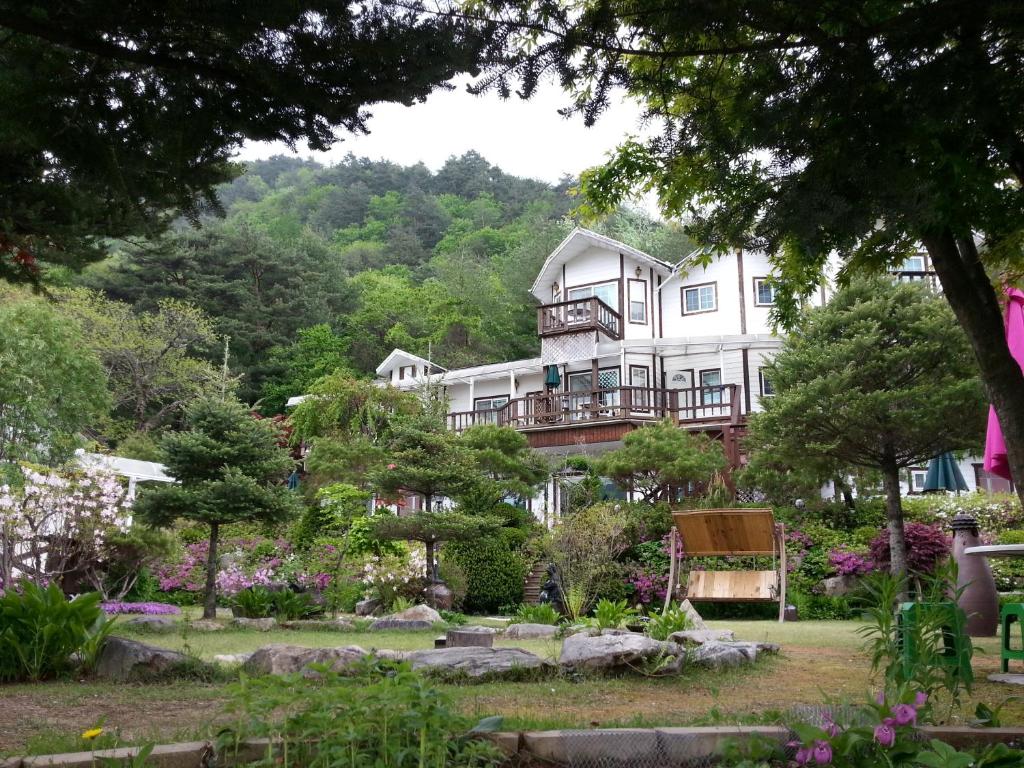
[387,463,396,470]
[812,741,832,765]
[794,747,812,765]
[875,691,886,706]
[891,704,916,726]
[823,719,840,738]
[874,721,896,748]
[914,691,928,708]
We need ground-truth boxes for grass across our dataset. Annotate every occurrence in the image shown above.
[1,616,1022,756]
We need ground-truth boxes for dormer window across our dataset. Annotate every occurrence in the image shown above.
[568,281,619,311]
[397,365,417,381]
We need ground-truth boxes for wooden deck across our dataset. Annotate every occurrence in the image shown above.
[536,297,622,340]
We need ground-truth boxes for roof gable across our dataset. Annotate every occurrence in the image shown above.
[374,348,446,376]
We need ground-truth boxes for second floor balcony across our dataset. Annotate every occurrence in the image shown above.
[537,297,622,340]
[447,384,742,433]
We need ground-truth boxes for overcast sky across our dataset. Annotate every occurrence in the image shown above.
[235,76,652,197]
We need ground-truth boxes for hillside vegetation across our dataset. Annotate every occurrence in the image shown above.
[80,151,694,413]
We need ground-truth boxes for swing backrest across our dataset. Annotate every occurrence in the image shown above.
[672,508,778,556]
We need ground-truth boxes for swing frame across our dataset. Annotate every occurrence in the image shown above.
[670,508,787,623]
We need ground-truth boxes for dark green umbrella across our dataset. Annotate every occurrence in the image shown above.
[544,364,561,388]
[923,452,969,493]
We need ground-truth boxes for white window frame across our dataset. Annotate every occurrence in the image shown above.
[699,368,722,405]
[909,468,927,493]
[758,369,775,397]
[627,279,648,324]
[474,395,509,412]
[900,255,927,272]
[567,281,620,312]
[753,277,777,307]
[682,283,717,315]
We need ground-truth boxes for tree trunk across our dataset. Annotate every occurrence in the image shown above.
[203,522,219,620]
[425,538,436,583]
[922,232,1024,507]
[881,462,908,588]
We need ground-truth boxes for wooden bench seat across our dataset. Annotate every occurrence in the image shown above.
[685,570,780,603]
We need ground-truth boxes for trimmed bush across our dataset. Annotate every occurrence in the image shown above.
[442,535,526,614]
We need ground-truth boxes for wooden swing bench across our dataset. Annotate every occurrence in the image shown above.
[671,508,787,622]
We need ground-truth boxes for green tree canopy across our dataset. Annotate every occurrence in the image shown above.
[134,397,298,617]
[0,1,483,280]
[0,297,110,464]
[749,278,985,577]
[459,424,548,501]
[55,288,222,435]
[369,510,501,581]
[596,420,727,503]
[472,0,1024,501]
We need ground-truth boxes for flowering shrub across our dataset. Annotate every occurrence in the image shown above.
[0,465,132,593]
[362,547,425,608]
[828,547,871,576]
[626,565,668,605]
[100,601,180,615]
[869,522,950,574]
[904,492,1023,532]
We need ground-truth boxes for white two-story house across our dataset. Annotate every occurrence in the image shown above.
[376,228,835,474]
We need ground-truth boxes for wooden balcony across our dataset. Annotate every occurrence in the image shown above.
[447,384,742,435]
[537,297,622,340]
[893,270,940,290]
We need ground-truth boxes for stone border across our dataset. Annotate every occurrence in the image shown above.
[3,726,1022,768]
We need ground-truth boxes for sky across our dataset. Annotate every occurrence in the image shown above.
[235,76,653,197]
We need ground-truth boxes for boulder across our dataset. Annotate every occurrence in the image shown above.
[821,575,859,597]
[95,637,189,680]
[445,627,497,647]
[667,629,735,646]
[423,583,454,611]
[123,616,176,633]
[213,653,252,665]
[688,640,781,669]
[504,623,558,640]
[243,644,369,675]
[369,603,442,631]
[355,598,381,616]
[559,632,684,673]
[679,599,708,630]
[279,618,355,631]
[189,619,225,632]
[407,647,551,679]
[232,617,277,631]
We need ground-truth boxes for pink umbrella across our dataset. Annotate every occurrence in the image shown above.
[984,287,1024,480]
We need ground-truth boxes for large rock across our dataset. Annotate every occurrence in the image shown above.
[679,599,707,630]
[667,629,735,646]
[279,618,355,631]
[407,647,551,679]
[232,617,277,631]
[96,637,189,680]
[213,653,252,665]
[243,644,369,675]
[688,640,780,669]
[423,583,453,611]
[355,598,381,616]
[369,603,442,631]
[559,632,684,673]
[821,575,859,597]
[123,616,176,633]
[504,623,559,640]
[189,619,225,632]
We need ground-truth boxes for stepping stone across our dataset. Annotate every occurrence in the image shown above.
[988,673,1024,685]
[504,623,558,640]
[407,646,551,679]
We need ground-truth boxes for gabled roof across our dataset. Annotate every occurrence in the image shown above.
[374,348,446,376]
[530,227,673,302]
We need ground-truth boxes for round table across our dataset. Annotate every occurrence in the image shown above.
[964,544,1024,558]
[965,544,1024,686]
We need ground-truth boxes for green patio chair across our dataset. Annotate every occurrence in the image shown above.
[897,601,973,686]
[1000,603,1024,673]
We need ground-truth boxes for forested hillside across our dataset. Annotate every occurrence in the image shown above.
[80,151,694,414]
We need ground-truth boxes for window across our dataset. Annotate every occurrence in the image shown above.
[682,283,717,314]
[568,281,619,312]
[473,395,509,425]
[974,464,1015,494]
[629,365,649,388]
[567,368,620,409]
[398,365,416,381]
[627,279,647,323]
[909,468,927,493]
[753,277,776,307]
[758,369,775,397]
[699,369,722,405]
[900,255,926,272]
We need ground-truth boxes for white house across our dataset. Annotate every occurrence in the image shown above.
[361,228,1006,516]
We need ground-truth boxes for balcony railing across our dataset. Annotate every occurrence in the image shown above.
[893,270,940,290]
[537,297,622,340]
[447,384,741,432]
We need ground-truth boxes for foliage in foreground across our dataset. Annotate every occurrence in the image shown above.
[0,583,103,682]
[222,658,505,768]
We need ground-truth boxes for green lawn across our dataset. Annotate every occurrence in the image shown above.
[1,617,1021,757]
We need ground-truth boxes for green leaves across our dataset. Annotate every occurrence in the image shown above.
[0,583,103,681]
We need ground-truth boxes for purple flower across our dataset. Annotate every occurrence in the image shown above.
[823,720,840,738]
[101,601,180,615]
[914,691,928,708]
[812,741,832,765]
[875,690,886,706]
[794,747,812,765]
[873,721,896,748]
[891,704,916,726]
